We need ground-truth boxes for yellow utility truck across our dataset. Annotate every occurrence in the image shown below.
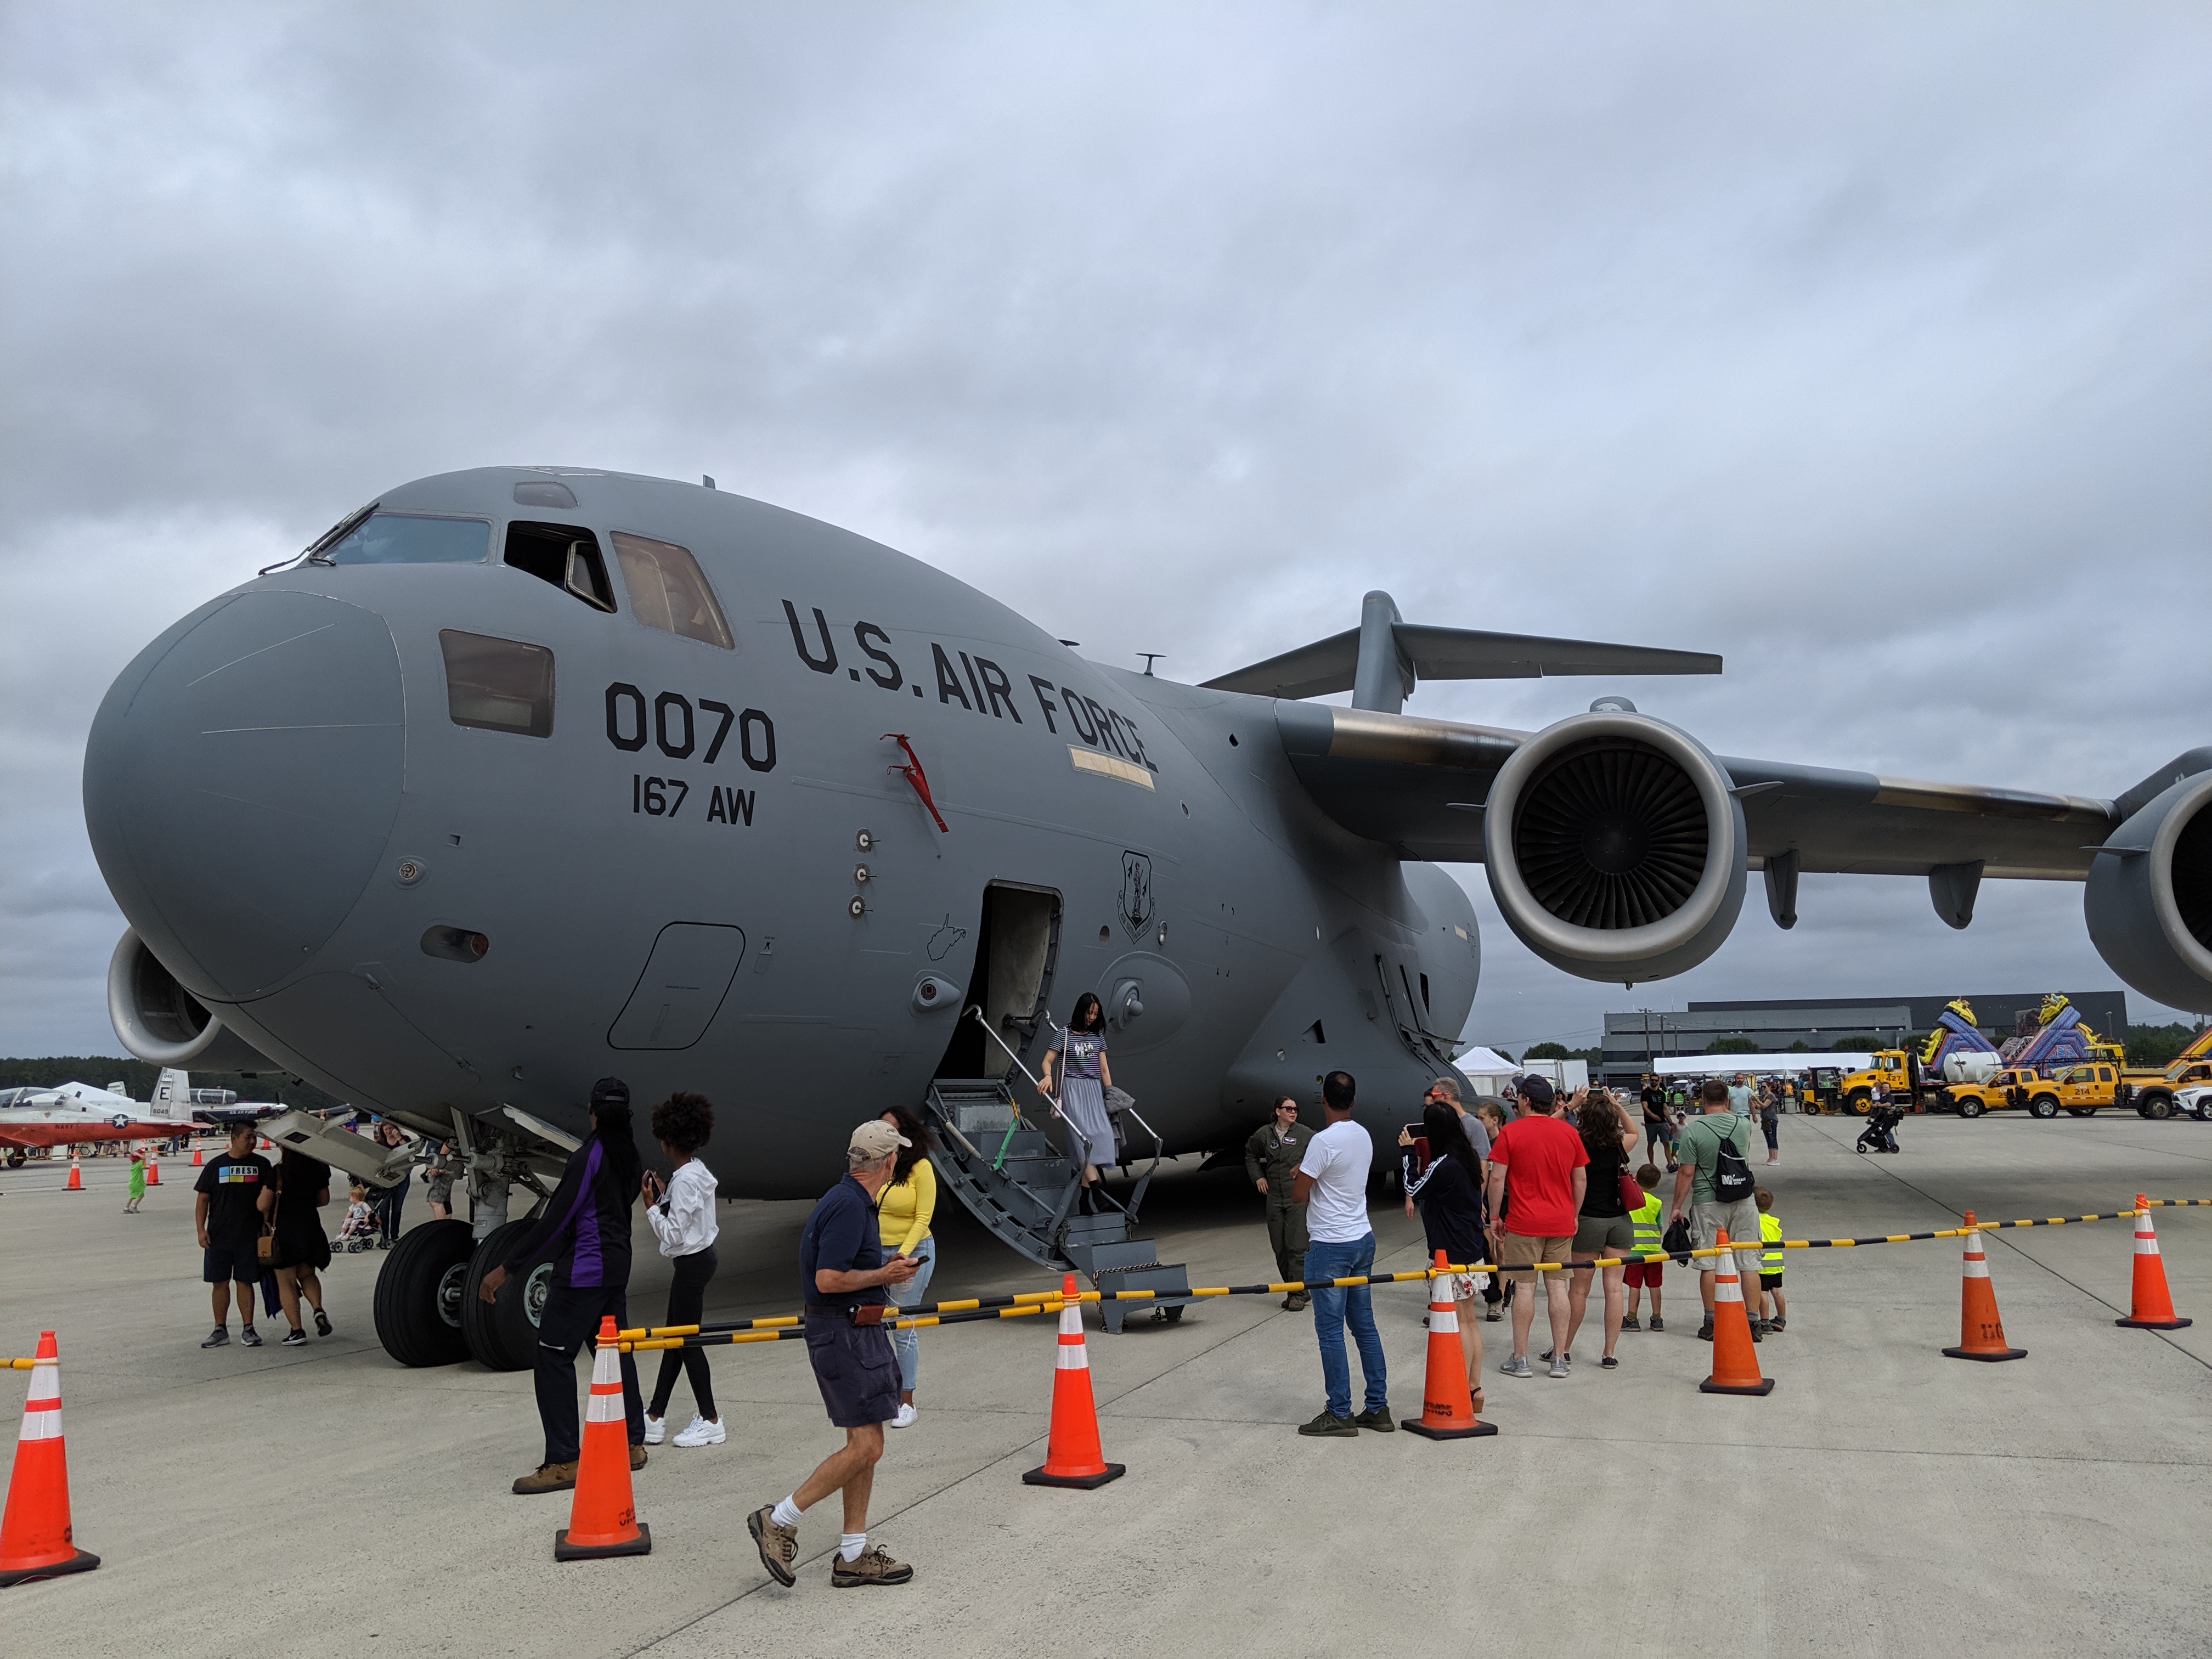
[2124,1025,2212,1120]
[1940,1067,2043,1119]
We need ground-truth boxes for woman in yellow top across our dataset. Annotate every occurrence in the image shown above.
[876,1103,936,1430]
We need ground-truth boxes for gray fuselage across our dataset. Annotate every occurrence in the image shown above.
[84,466,1479,1195]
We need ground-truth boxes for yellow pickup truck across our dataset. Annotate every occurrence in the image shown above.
[2023,1062,2126,1119]
[1943,1062,2129,1119]
[2124,1026,2212,1120]
[1940,1067,2040,1119]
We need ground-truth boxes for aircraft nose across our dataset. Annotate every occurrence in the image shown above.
[83,588,405,1002]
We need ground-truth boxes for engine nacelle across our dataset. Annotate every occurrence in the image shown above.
[1482,712,1748,984]
[2085,771,2212,1014]
[107,929,278,1071]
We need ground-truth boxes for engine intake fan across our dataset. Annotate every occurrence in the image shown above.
[107,928,276,1071]
[2086,770,2212,1013]
[1482,712,1747,984]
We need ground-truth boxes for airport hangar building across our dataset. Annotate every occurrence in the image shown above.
[1598,991,2131,1084]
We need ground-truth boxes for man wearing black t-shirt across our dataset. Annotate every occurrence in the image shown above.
[1640,1077,1673,1169]
[193,1124,275,1349]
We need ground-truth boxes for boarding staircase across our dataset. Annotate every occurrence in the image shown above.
[922,1078,1164,1275]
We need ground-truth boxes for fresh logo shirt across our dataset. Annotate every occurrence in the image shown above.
[193,1153,274,1247]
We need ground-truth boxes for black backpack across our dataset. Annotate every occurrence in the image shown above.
[1707,1118,1755,1205]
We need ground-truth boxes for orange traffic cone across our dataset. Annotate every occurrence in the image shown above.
[0,1331,99,1587]
[1942,1212,2025,1361]
[1022,1275,1125,1488]
[1700,1229,1774,1396]
[1401,1251,1498,1440]
[63,1158,81,1193]
[190,1147,203,1166]
[554,1317,650,1560]
[2116,1196,2192,1330]
[144,1154,160,1187]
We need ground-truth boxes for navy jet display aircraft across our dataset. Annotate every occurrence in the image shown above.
[80,466,2212,1370]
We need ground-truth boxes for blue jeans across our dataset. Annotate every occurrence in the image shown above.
[1306,1233,1386,1419]
[885,1235,935,1393]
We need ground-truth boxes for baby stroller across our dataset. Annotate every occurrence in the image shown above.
[337,1201,379,1252]
[1855,1103,1904,1155]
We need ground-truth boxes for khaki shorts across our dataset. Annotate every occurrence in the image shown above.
[1691,1198,1765,1277]
[1498,1232,1574,1278]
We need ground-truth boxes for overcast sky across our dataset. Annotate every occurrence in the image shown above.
[3,3,2208,1061]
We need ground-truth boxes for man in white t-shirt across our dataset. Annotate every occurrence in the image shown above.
[1291,1071,1390,1437]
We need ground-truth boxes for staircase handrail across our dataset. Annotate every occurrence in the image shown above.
[966,1005,1073,1170]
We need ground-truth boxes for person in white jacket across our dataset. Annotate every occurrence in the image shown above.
[640,1092,723,1448]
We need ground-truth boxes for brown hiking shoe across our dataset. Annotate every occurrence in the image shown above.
[830,1544,913,1587]
[630,1443,648,1471]
[748,1506,797,1587]
[511,1460,578,1495]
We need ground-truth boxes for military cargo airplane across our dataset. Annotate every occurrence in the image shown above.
[80,466,2212,1369]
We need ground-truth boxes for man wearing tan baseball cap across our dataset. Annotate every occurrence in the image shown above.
[749,1119,921,1590]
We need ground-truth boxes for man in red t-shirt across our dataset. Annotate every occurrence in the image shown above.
[1483,1077,1589,1380]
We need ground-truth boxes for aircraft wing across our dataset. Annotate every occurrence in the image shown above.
[1272,701,2129,877]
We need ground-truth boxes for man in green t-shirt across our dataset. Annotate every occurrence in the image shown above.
[1667,1079,1763,1342]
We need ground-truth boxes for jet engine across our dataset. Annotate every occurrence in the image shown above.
[2085,771,2212,1014]
[107,928,278,1071]
[1482,712,1747,984]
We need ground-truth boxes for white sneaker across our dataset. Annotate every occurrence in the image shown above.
[890,1403,918,1429]
[673,1415,725,1448]
[643,1415,666,1445]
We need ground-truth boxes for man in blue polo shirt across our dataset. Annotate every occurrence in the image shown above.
[750,1120,920,1590]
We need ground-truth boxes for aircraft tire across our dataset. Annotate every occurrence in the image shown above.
[372,1218,473,1367]
[462,1219,546,1372]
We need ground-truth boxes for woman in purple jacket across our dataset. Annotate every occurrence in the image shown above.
[482,1077,648,1495]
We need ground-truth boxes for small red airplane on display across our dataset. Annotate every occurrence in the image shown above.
[0,1079,189,1151]
[0,1068,290,1155]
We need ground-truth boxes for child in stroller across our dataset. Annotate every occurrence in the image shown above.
[338,1183,379,1251]
[1856,1103,1904,1154]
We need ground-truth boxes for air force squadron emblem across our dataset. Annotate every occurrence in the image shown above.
[1119,851,1154,939]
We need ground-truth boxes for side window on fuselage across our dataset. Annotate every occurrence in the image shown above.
[505,522,614,611]
[610,532,732,649]
[439,630,554,738]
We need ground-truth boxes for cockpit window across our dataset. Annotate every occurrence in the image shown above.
[326,513,490,566]
[439,630,554,738]
[505,522,615,612]
[611,532,732,649]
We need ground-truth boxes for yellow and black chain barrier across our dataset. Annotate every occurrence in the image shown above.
[610,1196,2210,1355]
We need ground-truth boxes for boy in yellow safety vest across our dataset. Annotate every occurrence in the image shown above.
[1621,1163,1667,1332]
[1753,1186,1786,1334]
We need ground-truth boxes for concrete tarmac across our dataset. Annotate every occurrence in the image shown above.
[1,1113,2207,1658]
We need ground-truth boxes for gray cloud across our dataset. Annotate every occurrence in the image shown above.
[3,3,2207,1054]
